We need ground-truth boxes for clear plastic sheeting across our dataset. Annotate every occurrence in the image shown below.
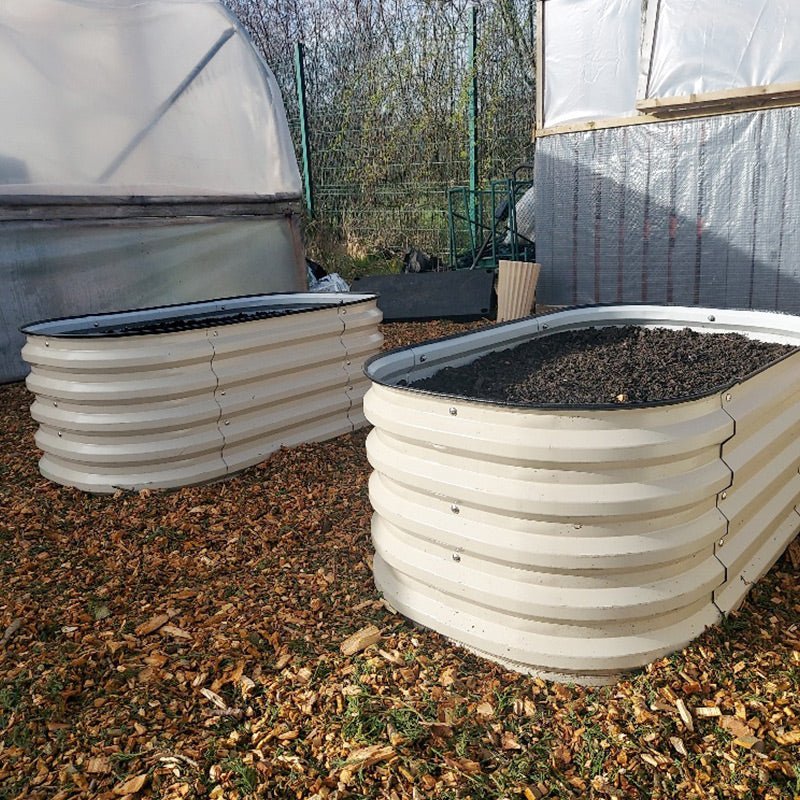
[0,0,301,196]
[534,107,800,312]
[1,217,305,382]
[543,0,641,128]
[644,0,800,100]
[308,272,351,293]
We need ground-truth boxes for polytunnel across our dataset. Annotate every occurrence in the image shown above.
[0,0,306,383]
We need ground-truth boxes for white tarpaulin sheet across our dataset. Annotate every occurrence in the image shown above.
[0,0,301,197]
[644,0,800,99]
[543,0,641,128]
[534,108,800,313]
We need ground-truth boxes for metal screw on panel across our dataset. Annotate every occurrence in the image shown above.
[341,309,347,315]
[53,401,57,407]
[720,491,727,500]
[449,407,458,416]
[725,393,732,402]
[57,431,62,437]
[213,331,218,337]
[346,360,351,366]
[224,420,230,426]
[220,391,226,396]
[44,341,49,347]
[419,355,427,363]
[718,539,725,547]
[708,315,716,322]
[451,504,460,514]
[452,552,461,562]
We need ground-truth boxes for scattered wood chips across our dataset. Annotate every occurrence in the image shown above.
[1,318,799,799]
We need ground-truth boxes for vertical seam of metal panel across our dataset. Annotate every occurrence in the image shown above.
[712,393,738,615]
[208,329,230,476]
[338,303,355,433]
[774,113,793,308]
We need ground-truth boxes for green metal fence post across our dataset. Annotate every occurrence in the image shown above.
[468,4,479,246]
[294,41,314,219]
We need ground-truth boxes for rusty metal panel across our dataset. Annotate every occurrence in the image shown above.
[363,304,800,683]
[22,293,382,492]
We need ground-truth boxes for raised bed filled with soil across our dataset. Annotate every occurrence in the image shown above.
[22,293,382,493]
[363,305,800,683]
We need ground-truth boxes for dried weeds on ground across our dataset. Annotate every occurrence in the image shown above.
[1,320,799,800]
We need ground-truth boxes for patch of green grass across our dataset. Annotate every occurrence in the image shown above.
[305,227,401,283]
[222,757,258,795]
[493,687,516,716]
[386,708,427,744]
[143,525,187,550]
[6,722,33,749]
[42,674,65,700]
[0,681,24,714]
[792,763,800,796]
[340,691,386,744]
[36,622,60,642]
[288,637,314,656]
[110,751,145,764]
[581,723,608,778]
[309,660,332,685]
[489,751,550,793]
[0,777,28,800]
[453,718,485,758]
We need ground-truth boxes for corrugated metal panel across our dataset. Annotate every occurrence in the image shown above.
[714,354,800,613]
[363,305,800,683]
[22,293,382,493]
[1,213,307,383]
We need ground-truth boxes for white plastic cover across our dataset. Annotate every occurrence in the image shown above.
[534,107,800,313]
[543,0,641,128]
[0,0,301,197]
[644,0,800,100]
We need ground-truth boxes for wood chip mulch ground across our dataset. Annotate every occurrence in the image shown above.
[1,319,799,800]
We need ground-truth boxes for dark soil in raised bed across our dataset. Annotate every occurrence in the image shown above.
[410,325,796,405]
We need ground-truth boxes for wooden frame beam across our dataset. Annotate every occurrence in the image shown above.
[637,81,800,116]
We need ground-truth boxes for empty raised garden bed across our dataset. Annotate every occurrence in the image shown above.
[22,293,382,493]
[363,305,800,683]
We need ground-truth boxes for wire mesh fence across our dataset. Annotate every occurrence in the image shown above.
[227,0,535,265]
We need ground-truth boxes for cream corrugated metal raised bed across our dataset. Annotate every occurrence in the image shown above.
[22,293,382,493]
[363,305,800,684]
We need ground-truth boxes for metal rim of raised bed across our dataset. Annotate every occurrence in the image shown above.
[21,292,379,338]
